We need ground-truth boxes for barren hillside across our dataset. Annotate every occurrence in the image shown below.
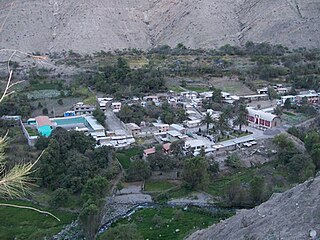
[187,175,320,240]
[0,0,319,53]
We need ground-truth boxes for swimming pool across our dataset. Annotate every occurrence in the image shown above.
[53,116,86,126]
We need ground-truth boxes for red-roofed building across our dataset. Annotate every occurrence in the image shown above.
[143,147,156,158]
[34,116,54,137]
[35,116,53,127]
[163,143,171,154]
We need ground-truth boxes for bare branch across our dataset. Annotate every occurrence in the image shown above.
[0,203,61,221]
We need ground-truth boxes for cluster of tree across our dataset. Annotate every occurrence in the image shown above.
[222,132,318,208]
[76,57,167,98]
[273,134,315,182]
[117,102,188,125]
[280,97,317,117]
[35,128,116,239]
[0,94,33,119]
[92,108,106,126]
[36,128,115,193]
[201,101,249,138]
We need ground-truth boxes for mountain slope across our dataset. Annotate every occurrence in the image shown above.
[187,175,320,240]
[0,0,319,53]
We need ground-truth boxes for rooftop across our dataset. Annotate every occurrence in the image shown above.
[163,143,171,151]
[126,123,141,130]
[170,124,185,131]
[85,116,105,131]
[35,116,53,127]
[247,107,279,122]
[144,147,156,155]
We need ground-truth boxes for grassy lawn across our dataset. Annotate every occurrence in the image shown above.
[168,85,185,93]
[232,131,252,138]
[116,147,142,169]
[25,127,38,136]
[144,180,178,192]
[207,169,255,197]
[0,200,77,240]
[31,188,82,211]
[27,83,59,91]
[99,206,234,240]
[283,111,296,116]
[282,112,308,125]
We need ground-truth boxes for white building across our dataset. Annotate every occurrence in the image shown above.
[184,139,206,151]
[153,123,170,133]
[112,102,122,113]
[73,102,96,115]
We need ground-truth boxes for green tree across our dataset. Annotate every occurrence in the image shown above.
[127,159,151,181]
[233,104,248,131]
[170,140,185,157]
[81,176,108,202]
[284,98,291,110]
[250,176,265,204]
[267,86,278,99]
[216,113,229,136]
[182,157,209,190]
[311,147,320,170]
[118,104,133,123]
[69,130,96,154]
[287,154,315,182]
[93,108,106,126]
[201,112,214,134]
[148,152,174,171]
[100,224,143,240]
[211,87,222,103]
[57,99,63,105]
[225,153,242,168]
[304,131,320,152]
[49,188,70,208]
[274,106,283,116]
[34,136,50,150]
[79,201,100,240]
[42,108,48,115]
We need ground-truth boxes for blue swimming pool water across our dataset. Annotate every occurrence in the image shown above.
[53,117,86,126]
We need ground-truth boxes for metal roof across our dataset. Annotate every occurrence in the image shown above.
[85,116,105,131]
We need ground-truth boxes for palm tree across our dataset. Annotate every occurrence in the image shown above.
[217,113,229,136]
[201,112,214,134]
[233,104,248,131]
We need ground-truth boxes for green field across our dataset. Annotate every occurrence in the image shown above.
[99,206,234,240]
[186,86,210,92]
[0,200,76,240]
[116,147,142,169]
[144,180,178,192]
[25,127,38,136]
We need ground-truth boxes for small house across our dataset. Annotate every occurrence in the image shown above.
[163,143,171,154]
[143,147,156,158]
[35,116,54,137]
[153,123,170,133]
[126,123,141,136]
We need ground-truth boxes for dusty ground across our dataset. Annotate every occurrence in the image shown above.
[208,76,254,95]
[30,97,82,117]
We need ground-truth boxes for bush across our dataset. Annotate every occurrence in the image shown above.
[225,153,242,168]
[49,188,70,208]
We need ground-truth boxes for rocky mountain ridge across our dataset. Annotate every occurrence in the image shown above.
[187,174,320,240]
[0,0,319,53]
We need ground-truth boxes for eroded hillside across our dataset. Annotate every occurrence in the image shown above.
[187,174,320,240]
[0,0,319,53]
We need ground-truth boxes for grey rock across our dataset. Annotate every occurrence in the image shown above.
[186,176,320,240]
[0,0,319,53]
